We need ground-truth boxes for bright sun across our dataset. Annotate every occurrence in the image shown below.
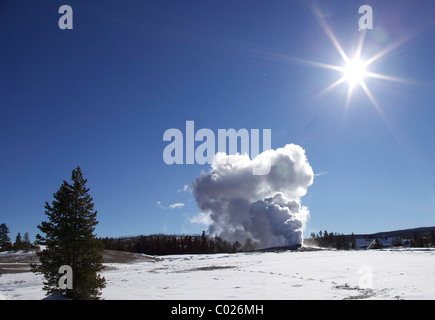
[292,3,408,113]
[343,58,367,85]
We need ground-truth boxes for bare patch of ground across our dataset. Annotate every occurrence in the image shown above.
[101,250,161,264]
[0,250,161,274]
[0,264,33,274]
[177,265,237,273]
[334,284,377,300]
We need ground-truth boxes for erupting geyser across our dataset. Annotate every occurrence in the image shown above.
[192,144,314,249]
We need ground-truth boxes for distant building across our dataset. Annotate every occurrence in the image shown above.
[356,236,408,250]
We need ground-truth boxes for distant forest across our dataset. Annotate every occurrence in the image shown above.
[101,230,359,255]
[100,231,256,256]
[3,219,434,255]
[101,229,435,256]
[307,231,356,250]
[307,230,435,250]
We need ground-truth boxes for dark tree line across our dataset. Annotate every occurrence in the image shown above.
[12,232,35,251]
[309,230,355,250]
[101,231,251,255]
[409,231,435,248]
[0,223,36,252]
[308,230,435,250]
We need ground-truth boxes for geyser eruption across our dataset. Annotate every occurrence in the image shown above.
[192,144,314,249]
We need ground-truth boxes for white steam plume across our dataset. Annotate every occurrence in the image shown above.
[192,144,314,249]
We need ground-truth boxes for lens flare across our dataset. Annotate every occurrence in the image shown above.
[343,59,367,85]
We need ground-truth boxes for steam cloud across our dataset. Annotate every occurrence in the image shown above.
[192,144,314,249]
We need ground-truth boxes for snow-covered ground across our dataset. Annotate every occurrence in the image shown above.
[1,248,435,300]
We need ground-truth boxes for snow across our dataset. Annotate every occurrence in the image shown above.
[0,272,45,300]
[1,248,435,300]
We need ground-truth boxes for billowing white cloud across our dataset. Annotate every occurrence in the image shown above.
[192,144,314,249]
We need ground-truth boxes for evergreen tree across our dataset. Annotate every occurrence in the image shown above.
[232,241,242,252]
[411,232,423,248]
[31,167,106,300]
[0,223,12,251]
[430,231,435,248]
[392,236,403,247]
[243,238,255,251]
[200,230,209,253]
[350,232,356,250]
[14,232,22,251]
[23,232,32,251]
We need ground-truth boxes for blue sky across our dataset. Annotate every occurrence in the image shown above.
[1,0,435,241]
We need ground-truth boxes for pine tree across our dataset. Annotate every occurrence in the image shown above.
[430,230,435,248]
[14,232,22,251]
[351,232,356,250]
[0,223,12,251]
[23,232,31,251]
[200,230,209,253]
[32,167,106,300]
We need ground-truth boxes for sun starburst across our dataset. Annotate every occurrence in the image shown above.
[343,58,367,85]
[300,4,410,116]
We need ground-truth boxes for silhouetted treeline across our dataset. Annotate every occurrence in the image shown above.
[0,223,37,252]
[409,231,435,248]
[308,230,354,250]
[101,231,248,255]
[308,230,435,250]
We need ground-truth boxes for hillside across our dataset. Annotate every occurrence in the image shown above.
[0,249,159,275]
[346,226,435,240]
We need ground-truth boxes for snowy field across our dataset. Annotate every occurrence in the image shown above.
[1,248,435,300]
